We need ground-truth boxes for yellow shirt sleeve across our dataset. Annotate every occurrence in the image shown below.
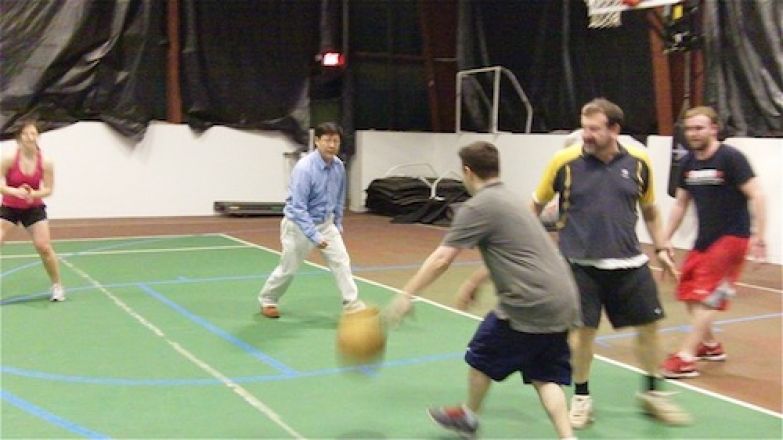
[626,144,655,206]
[533,145,582,205]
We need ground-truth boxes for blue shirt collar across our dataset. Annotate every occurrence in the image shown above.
[313,150,334,170]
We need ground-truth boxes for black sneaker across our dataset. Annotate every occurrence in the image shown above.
[427,405,478,439]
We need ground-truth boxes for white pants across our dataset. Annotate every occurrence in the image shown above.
[258,217,358,306]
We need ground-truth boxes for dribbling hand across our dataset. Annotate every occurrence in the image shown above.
[384,293,413,328]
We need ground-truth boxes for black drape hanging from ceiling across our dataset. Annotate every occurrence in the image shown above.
[179,0,319,145]
[702,0,783,137]
[0,0,167,141]
[456,0,656,135]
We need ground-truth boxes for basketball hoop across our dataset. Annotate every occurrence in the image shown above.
[586,0,623,29]
[585,0,683,29]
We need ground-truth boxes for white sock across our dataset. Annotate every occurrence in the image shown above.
[460,404,478,421]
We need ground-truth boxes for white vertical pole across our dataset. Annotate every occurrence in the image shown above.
[492,67,501,133]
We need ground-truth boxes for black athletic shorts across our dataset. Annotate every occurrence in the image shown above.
[0,205,48,228]
[570,263,664,329]
[465,311,572,385]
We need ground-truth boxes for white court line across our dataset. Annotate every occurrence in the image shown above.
[1,244,247,260]
[733,280,782,294]
[220,233,783,419]
[4,232,225,244]
[9,230,783,295]
[58,257,306,439]
[595,354,783,419]
[43,218,253,228]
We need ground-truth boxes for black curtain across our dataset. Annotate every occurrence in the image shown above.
[180,0,319,145]
[702,0,783,137]
[0,0,166,140]
[457,0,656,135]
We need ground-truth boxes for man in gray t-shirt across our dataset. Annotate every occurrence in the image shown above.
[388,141,579,440]
[444,181,579,333]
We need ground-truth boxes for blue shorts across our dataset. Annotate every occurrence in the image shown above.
[465,311,572,385]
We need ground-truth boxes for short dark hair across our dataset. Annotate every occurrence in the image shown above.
[314,122,343,139]
[459,141,499,179]
[581,98,624,128]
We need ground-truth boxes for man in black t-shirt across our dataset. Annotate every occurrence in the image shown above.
[661,106,767,379]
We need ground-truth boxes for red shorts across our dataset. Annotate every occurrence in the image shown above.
[677,235,749,310]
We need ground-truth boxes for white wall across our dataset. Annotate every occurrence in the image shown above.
[352,131,782,264]
[0,122,300,218]
[350,131,572,213]
[3,122,779,263]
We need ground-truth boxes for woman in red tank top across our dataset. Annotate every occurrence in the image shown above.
[0,120,65,301]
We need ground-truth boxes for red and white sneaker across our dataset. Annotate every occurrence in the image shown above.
[427,405,478,439]
[661,354,699,379]
[696,342,726,361]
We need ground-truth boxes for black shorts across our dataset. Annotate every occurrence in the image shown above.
[570,263,664,329]
[0,205,48,228]
[465,311,572,385]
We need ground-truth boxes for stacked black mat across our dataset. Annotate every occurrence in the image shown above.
[365,176,470,225]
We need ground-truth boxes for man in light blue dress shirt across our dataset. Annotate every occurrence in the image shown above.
[258,122,364,318]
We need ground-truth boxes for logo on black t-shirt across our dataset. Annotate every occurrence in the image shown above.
[685,169,725,185]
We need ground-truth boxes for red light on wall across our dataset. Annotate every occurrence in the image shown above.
[321,51,345,67]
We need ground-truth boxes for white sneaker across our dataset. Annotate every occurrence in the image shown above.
[637,391,692,426]
[569,395,594,429]
[50,284,66,302]
[342,299,366,313]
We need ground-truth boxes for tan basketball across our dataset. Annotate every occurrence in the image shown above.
[336,306,386,365]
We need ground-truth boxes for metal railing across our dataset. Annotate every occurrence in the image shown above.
[455,66,533,134]
[383,163,462,200]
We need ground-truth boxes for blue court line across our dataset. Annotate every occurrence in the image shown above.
[1,389,110,439]
[3,237,779,380]
[136,283,298,376]
[0,260,43,278]
[1,271,288,305]
[594,312,782,347]
[5,269,781,345]
[1,352,464,387]
[0,258,479,305]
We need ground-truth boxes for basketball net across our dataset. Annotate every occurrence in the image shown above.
[586,0,623,28]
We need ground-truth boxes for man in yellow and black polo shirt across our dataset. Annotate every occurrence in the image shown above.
[532,98,690,429]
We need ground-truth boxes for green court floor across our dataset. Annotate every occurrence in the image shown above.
[1,234,781,438]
